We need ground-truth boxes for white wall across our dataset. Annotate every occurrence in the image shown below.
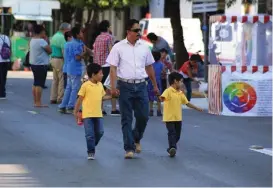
[149,0,165,18]
[180,0,193,18]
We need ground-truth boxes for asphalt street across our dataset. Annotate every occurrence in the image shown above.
[0,72,272,187]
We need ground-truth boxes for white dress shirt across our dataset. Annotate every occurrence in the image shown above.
[106,38,154,80]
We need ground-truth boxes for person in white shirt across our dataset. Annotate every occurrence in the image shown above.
[106,19,159,159]
[0,34,11,99]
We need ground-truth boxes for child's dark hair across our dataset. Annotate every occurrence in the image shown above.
[152,51,161,62]
[168,72,183,85]
[87,63,102,78]
[160,48,168,54]
[64,31,72,41]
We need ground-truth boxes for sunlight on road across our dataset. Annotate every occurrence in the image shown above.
[0,164,41,187]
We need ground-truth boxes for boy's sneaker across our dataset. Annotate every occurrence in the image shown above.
[168,148,176,158]
[149,110,154,116]
[58,108,66,114]
[157,110,162,116]
[66,108,74,114]
[110,110,120,116]
[87,153,95,160]
[135,143,141,153]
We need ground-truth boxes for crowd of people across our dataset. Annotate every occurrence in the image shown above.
[0,18,204,160]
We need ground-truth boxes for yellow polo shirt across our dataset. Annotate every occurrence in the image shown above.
[161,87,189,122]
[78,81,106,118]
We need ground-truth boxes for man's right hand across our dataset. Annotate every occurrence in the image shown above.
[110,88,120,98]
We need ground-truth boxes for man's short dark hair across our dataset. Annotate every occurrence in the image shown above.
[168,72,183,85]
[190,54,201,62]
[87,63,102,78]
[160,48,168,53]
[147,33,158,41]
[152,51,161,62]
[71,26,81,39]
[33,25,45,34]
[64,31,72,41]
[126,19,139,31]
[99,20,110,32]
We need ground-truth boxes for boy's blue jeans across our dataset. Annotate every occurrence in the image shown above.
[83,118,104,154]
[59,75,81,109]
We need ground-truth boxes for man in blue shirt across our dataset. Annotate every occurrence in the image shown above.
[58,27,85,113]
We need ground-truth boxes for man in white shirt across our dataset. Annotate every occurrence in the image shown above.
[106,19,159,159]
[0,34,11,99]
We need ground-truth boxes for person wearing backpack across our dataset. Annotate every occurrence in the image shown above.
[0,34,11,99]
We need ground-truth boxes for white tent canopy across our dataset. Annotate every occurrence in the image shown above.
[0,0,60,21]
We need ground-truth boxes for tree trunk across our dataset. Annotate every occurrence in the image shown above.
[75,8,84,27]
[60,3,75,23]
[165,0,188,70]
[84,9,99,48]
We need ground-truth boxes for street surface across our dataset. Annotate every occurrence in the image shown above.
[0,71,272,187]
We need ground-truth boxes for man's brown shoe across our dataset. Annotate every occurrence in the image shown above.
[125,151,134,159]
[135,143,141,153]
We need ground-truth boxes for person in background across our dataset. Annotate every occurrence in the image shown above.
[160,72,203,157]
[58,27,85,114]
[41,23,50,89]
[63,31,73,89]
[147,33,173,58]
[107,19,159,159]
[0,33,11,99]
[160,48,173,92]
[147,51,163,117]
[179,54,201,101]
[29,25,52,107]
[93,20,120,116]
[50,22,71,104]
[74,63,112,160]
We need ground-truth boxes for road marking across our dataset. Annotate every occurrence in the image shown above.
[0,164,28,174]
[250,148,272,156]
[27,111,38,115]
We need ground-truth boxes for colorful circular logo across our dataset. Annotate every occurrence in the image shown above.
[223,82,257,113]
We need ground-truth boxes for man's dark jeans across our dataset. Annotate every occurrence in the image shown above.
[0,62,9,97]
[183,78,192,101]
[166,121,182,150]
[117,80,149,152]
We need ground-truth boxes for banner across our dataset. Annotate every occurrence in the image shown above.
[221,66,272,116]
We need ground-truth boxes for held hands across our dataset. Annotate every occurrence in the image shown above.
[110,88,120,98]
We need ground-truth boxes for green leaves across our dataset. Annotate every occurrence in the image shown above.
[59,0,148,9]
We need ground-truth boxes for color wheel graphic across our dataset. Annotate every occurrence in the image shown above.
[223,82,257,113]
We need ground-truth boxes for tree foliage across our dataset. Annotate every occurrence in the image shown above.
[59,0,149,10]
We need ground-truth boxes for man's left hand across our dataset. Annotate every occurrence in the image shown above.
[153,86,160,96]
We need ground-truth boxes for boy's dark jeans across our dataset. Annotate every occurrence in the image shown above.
[117,80,149,152]
[183,78,192,101]
[83,118,104,154]
[0,62,9,97]
[166,121,182,149]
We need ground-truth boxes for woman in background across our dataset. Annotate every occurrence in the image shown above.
[29,25,52,107]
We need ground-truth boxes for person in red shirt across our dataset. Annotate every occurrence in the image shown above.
[179,54,201,101]
[93,20,120,116]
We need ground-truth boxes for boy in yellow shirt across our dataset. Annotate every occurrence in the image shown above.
[160,72,203,157]
[74,63,111,160]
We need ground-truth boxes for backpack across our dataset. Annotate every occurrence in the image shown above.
[0,36,11,60]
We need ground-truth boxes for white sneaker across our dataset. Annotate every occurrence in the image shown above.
[87,153,95,160]
[0,97,6,100]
